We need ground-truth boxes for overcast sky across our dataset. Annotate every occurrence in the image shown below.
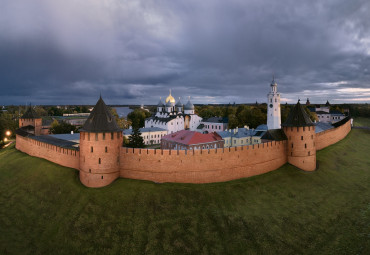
[1,0,369,105]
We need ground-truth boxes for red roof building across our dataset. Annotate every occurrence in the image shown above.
[161,130,224,150]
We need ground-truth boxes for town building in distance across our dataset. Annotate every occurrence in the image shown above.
[161,130,224,150]
[123,127,167,145]
[307,100,347,124]
[144,90,202,133]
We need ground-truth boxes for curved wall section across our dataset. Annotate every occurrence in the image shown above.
[316,119,351,150]
[15,135,79,170]
[79,131,122,188]
[119,141,287,183]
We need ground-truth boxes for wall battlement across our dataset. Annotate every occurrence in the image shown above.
[16,135,80,170]
[15,118,352,188]
[119,140,287,184]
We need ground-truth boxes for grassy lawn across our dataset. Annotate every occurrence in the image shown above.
[0,127,369,254]
[353,117,370,127]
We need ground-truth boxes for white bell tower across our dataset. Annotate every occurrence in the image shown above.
[267,77,281,130]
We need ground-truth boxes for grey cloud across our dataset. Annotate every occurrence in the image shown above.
[0,0,369,105]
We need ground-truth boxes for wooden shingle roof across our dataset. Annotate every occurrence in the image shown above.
[80,96,121,133]
[282,101,314,127]
[21,105,40,119]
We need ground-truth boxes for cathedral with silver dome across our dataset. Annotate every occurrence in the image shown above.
[144,90,203,133]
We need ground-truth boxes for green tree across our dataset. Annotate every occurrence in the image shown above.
[127,127,145,148]
[0,112,18,147]
[110,108,132,129]
[128,109,151,128]
[50,120,78,134]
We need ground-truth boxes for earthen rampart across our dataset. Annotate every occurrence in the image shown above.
[16,135,80,170]
[316,119,351,150]
[119,140,287,183]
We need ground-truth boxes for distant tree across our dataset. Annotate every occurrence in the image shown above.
[127,109,151,128]
[48,107,64,116]
[110,108,132,129]
[34,106,48,117]
[127,127,145,148]
[0,112,18,146]
[50,120,78,134]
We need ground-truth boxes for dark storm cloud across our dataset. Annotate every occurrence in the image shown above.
[0,0,369,105]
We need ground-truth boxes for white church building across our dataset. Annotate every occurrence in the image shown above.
[144,90,203,134]
[267,78,281,130]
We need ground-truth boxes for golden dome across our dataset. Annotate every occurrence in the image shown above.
[165,89,176,104]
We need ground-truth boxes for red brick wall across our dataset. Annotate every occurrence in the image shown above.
[79,131,122,188]
[15,135,79,170]
[14,118,351,187]
[119,141,287,183]
[316,119,351,150]
[284,126,316,171]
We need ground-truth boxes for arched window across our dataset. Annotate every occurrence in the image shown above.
[99,158,101,164]
[91,146,93,153]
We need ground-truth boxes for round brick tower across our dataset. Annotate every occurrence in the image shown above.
[282,100,316,171]
[79,96,122,188]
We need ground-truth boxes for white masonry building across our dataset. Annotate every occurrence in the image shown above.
[144,90,203,134]
[267,78,281,130]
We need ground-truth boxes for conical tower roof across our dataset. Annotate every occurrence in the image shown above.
[282,100,314,127]
[80,96,121,132]
[21,104,40,119]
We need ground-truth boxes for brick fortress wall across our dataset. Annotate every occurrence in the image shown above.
[119,141,287,183]
[16,135,80,170]
[14,118,352,186]
[316,119,351,150]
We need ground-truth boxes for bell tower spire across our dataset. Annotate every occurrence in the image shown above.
[267,77,281,130]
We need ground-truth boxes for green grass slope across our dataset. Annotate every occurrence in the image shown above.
[1,126,369,255]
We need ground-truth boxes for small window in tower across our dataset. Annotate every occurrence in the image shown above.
[101,176,103,179]
[91,146,93,153]
[291,143,294,148]
[301,136,303,140]
[305,143,307,148]
[270,99,272,103]
[89,169,91,173]
[308,151,310,156]
[105,146,108,153]
[111,132,114,140]
[103,133,105,140]
[303,127,305,131]
[99,158,101,164]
